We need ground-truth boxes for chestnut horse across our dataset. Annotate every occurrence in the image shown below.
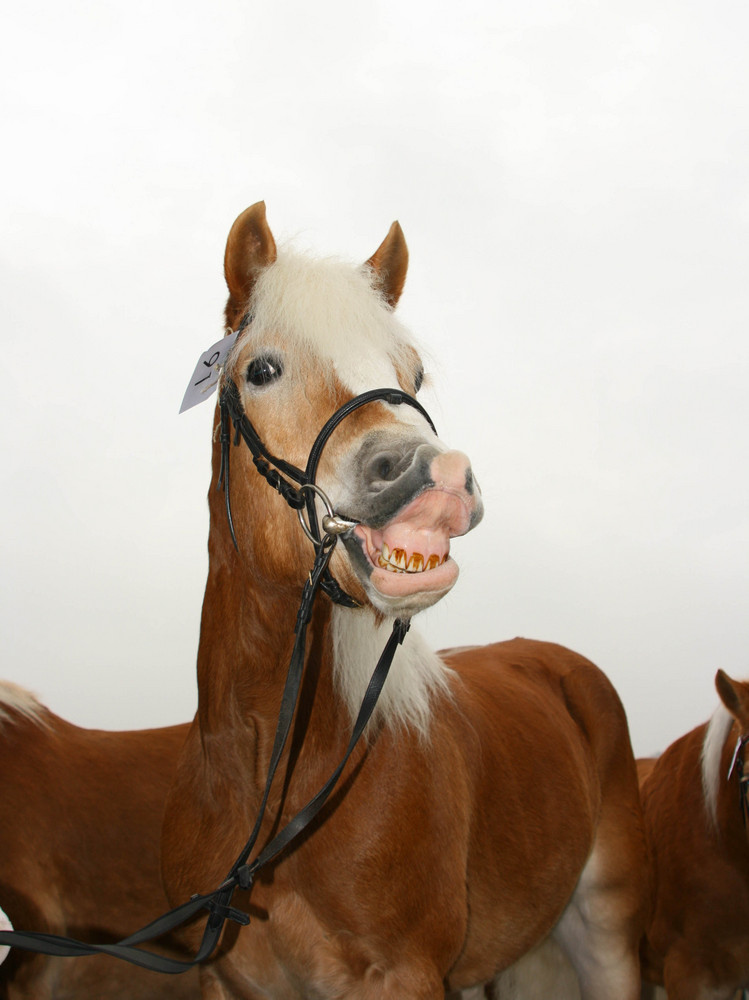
[640,670,749,999]
[160,202,649,999]
[0,683,199,999]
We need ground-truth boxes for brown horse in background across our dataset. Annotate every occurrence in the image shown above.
[0,683,198,999]
[640,670,749,999]
[160,202,649,999]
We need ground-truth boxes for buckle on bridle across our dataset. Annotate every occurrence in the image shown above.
[296,483,358,546]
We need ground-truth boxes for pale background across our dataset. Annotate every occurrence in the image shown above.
[2,0,747,757]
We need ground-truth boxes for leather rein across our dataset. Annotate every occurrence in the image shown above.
[0,323,439,974]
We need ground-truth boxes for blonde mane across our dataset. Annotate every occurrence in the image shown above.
[331,607,452,739]
[701,703,734,827]
[0,680,48,729]
[227,249,422,395]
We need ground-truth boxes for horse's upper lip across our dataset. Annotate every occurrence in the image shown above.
[348,487,472,577]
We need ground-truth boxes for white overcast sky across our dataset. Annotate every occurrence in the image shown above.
[1,0,747,756]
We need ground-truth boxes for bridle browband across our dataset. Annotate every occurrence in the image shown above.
[0,318,441,975]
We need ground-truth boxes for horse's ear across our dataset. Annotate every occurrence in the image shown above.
[224,201,277,330]
[365,221,408,309]
[715,669,749,723]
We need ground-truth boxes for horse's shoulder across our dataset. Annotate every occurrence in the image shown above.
[639,724,709,836]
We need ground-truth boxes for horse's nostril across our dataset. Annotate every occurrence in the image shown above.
[377,458,393,480]
[367,450,406,487]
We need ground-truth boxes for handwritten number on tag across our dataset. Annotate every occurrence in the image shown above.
[194,351,221,387]
[180,330,240,414]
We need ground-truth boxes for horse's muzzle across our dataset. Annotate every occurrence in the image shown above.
[337,436,482,615]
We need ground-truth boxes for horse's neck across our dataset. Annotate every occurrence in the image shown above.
[194,558,346,775]
[702,707,736,829]
[701,710,749,851]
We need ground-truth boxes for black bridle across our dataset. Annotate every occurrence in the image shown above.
[728,733,749,827]
[217,332,437,605]
[0,323,441,975]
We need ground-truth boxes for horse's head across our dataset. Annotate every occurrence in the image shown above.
[709,669,749,828]
[716,670,749,750]
[215,202,483,618]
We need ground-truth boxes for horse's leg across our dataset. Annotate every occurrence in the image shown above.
[487,938,581,999]
[661,951,743,1000]
[546,666,648,1000]
[551,826,644,999]
[553,863,641,996]
[0,956,57,1000]
[200,960,450,1000]
[198,965,256,1000]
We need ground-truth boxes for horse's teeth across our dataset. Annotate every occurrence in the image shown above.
[376,548,445,574]
[407,553,424,573]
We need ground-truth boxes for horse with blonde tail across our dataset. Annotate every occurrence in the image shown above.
[161,202,649,999]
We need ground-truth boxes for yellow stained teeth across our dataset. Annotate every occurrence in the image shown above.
[375,546,447,574]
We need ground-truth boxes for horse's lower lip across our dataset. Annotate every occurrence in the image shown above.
[368,555,459,598]
[350,524,458,600]
[339,488,469,607]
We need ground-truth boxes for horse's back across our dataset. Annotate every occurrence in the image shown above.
[447,637,639,793]
[0,683,197,999]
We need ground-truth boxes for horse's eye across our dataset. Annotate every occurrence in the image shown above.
[414,367,424,394]
[246,356,283,387]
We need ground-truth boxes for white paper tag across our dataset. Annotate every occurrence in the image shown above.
[179,331,240,413]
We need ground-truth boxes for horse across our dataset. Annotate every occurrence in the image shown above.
[159,200,649,1000]
[0,682,199,999]
[640,669,749,1000]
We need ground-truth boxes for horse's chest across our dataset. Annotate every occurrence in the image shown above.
[222,874,458,1000]
[220,900,377,1000]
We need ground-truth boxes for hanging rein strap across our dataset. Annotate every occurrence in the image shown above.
[0,348,436,974]
[0,534,410,973]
